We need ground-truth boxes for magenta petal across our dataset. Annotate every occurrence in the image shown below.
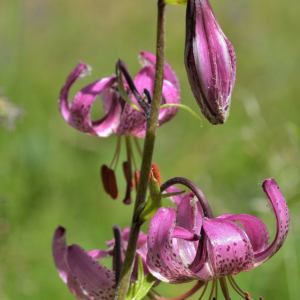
[59,62,90,122]
[173,226,199,241]
[254,178,290,266]
[88,249,112,259]
[66,244,116,300]
[177,192,203,266]
[70,76,121,137]
[147,207,197,283]
[52,227,91,300]
[203,218,254,278]
[165,185,185,206]
[139,51,180,92]
[220,214,269,254]
[158,80,180,126]
[134,65,155,97]
[52,226,69,283]
[137,233,148,248]
[115,66,155,138]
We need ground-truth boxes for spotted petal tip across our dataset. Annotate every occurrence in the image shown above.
[254,178,289,266]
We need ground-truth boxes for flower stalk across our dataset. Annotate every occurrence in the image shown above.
[114,1,167,300]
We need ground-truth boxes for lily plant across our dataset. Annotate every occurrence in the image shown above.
[53,0,290,299]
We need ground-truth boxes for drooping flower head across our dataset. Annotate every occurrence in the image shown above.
[59,52,180,204]
[184,0,236,124]
[147,178,289,299]
[52,226,148,300]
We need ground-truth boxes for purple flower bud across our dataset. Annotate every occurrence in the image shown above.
[184,0,236,124]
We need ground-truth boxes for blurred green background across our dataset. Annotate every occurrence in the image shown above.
[1,0,300,299]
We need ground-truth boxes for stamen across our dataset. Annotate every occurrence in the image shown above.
[227,275,246,298]
[122,161,132,205]
[219,277,231,300]
[112,225,122,285]
[150,281,205,300]
[108,168,119,199]
[110,136,121,170]
[208,280,216,300]
[133,136,143,157]
[101,164,110,194]
[198,282,209,300]
[189,228,207,273]
[101,165,119,199]
[150,162,162,185]
[123,135,133,204]
[215,277,218,300]
[135,169,140,190]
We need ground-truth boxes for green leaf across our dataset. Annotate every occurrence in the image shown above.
[162,190,186,198]
[139,174,162,222]
[126,256,156,300]
[160,103,202,125]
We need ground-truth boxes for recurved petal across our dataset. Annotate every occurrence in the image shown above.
[66,244,116,300]
[88,249,112,259]
[139,51,180,92]
[254,178,289,266]
[177,192,203,266]
[115,66,154,138]
[218,214,269,254]
[203,218,254,278]
[158,80,180,126]
[70,76,121,137]
[52,226,69,283]
[59,62,90,122]
[52,227,91,300]
[147,207,197,283]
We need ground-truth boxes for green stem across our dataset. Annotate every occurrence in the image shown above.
[114,1,166,299]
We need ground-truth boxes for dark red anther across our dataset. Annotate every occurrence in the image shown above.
[135,169,140,190]
[122,161,132,205]
[108,169,119,199]
[100,164,110,194]
[101,165,119,199]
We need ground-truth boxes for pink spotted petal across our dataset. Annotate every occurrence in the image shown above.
[59,62,89,122]
[218,214,269,254]
[203,218,254,278]
[70,76,121,137]
[158,80,180,126]
[52,226,69,283]
[254,178,290,266]
[147,207,198,283]
[66,244,116,300]
[88,249,112,259]
[52,227,91,300]
[139,51,180,92]
[177,192,203,266]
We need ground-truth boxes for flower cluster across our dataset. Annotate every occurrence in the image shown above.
[53,178,289,300]
[59,51,180,139]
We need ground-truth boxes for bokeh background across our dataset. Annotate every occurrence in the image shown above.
[1,0,300,299]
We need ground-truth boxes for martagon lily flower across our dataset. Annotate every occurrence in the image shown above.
[59,51,180,203]
[52,226,149,300]
[147,178,289,300]
[184,0,236,125]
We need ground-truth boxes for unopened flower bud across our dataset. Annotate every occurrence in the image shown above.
[184,0,236,124]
